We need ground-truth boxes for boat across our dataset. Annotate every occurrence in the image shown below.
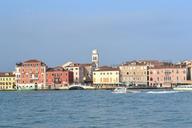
[173,85,192,91]
[112,87,141,94]
[113,87,127,94]
[68,84,96,90]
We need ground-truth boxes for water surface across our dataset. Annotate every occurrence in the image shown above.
[0,90,192,128]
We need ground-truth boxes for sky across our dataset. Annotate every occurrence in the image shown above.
[0,0,192,71]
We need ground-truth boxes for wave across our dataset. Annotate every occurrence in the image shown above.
[146,91,179,94]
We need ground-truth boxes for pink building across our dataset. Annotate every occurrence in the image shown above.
[15,59,47,90]
[149,65,187,88]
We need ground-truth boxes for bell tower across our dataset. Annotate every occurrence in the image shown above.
[92,49,99,69]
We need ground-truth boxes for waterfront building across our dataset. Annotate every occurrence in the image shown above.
[46,67,73,89]
[188,63,192,80]
[149,65,187,88]
[81,63,94,84]
[0,72,15,90]
[119,60,162,86]
[93,66,120,87]
[15,59,47,90]
[62,62,95,84]
[182,60,192,80]
[63,63,84,84]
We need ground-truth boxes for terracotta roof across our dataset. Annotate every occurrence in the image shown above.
[122,60,162,66]
[24,59,42,63]
[16,59,46,66]
[0,72,15,77]
[150,65,186,69]
[47,66,65,72]
[81,63,93,67]
[94,66,119,72]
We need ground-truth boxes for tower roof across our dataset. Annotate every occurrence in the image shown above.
[92,49,98,54]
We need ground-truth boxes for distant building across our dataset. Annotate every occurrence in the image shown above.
[0,72,15,90]
[46,67,73,89]
[188,63,192,80]
[62,62,95,84]
[149,65,187,88]
[93,66,120,86]
[15,59,47,90]
[81,63,94,84]
[92,49,99,69]
[63,63,84,84]
[119,60,162,86]
[179,60,192,80]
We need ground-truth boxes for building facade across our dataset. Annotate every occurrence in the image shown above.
[93,66,120,86]
[63,63,84,84]
[15,59,47,90]
[149,66,187,88]
[0,72,15,90]
[119,60,162,86]
[81,63,94,84]
[183,60,192,80]
[46,67,73,89]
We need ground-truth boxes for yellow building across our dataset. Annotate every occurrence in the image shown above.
[0,72,16,90]
[93,67,120,86]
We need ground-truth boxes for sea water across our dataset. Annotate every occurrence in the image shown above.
[0,90,192,128]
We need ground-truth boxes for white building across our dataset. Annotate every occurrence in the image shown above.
[62,63,84,84]
[92,49,99,69]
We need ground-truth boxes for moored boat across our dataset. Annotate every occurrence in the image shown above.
[173,85,192,91]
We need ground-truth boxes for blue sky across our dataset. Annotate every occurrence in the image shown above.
[0,0,192,71]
